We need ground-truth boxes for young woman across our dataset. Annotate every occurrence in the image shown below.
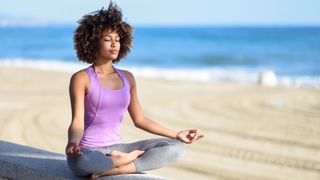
[65,2,204,179]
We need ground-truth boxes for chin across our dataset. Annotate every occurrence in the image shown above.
[111,55,119,59]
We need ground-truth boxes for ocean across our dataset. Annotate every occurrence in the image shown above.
[0,25,319,88]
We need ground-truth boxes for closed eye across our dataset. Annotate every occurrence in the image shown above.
[103,38,120,42]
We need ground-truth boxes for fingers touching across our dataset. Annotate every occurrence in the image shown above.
[178,129,204,144]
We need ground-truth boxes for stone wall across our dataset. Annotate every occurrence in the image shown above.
[0,141,168,180]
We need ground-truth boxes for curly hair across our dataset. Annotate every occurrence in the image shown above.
[74,2,133,64]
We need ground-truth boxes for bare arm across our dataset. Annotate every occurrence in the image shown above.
[66,71,87,155]
[125,71,204,143]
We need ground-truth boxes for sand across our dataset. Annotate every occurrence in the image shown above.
[0,67,319,180]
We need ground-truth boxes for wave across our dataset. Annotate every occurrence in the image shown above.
[0,58,86,71]
[0,58,319,89]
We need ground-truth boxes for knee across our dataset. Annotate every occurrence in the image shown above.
[67,155,90,176]
[167,139,185,162]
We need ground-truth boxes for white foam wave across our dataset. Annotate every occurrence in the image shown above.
[0,58,86,71]
[126,66,259,83]
[0,59,319,89]
[278,76,320,89]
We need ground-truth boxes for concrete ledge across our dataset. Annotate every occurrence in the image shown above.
[0,141,169,180]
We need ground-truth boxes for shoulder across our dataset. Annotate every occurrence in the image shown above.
[69,68,90,89]
[119,69,136,87]
[71,69,89,81]
[121,69,134,80]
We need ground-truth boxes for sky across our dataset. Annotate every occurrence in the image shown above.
[0,0,320,26]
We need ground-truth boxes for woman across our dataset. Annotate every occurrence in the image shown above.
[66,2,204,179]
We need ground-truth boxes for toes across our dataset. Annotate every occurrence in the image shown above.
[136,150,145,156]
[90,174,98,180]
[110,150,122,157]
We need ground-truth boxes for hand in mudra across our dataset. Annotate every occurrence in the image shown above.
[177,129,204,144]
[65,143,82,157]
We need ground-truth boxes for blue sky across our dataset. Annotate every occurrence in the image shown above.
[1,0,320,26]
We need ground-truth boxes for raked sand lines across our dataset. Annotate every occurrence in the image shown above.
[137,82,320,179]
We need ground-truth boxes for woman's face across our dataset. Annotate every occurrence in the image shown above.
[97,29,121,61]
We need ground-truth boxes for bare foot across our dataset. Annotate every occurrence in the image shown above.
[90,173,99,180]
[110,150,144,167]
[90,150,144,179]
[90,161,137,178]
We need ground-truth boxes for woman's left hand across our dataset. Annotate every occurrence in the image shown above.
[177,129,204,144]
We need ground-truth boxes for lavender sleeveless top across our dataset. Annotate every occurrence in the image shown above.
[80,65,131,148]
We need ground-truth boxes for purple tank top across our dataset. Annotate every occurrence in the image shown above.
[80,65,131,148]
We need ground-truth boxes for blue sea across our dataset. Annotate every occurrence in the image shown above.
[0,25,319,88]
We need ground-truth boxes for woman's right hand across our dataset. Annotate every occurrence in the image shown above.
[65,142,82,157]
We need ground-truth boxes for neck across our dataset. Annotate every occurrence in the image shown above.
[93,60,115,74]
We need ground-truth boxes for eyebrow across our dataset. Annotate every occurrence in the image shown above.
[103,34,120,38]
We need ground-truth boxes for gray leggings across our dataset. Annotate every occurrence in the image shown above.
[66,138,185,176]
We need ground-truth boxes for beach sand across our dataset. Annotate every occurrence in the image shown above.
[0,67,319,180]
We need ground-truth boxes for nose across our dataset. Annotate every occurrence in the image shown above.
[110,39,118,47]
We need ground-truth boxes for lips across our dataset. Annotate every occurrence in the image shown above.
[110,50,119,54]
